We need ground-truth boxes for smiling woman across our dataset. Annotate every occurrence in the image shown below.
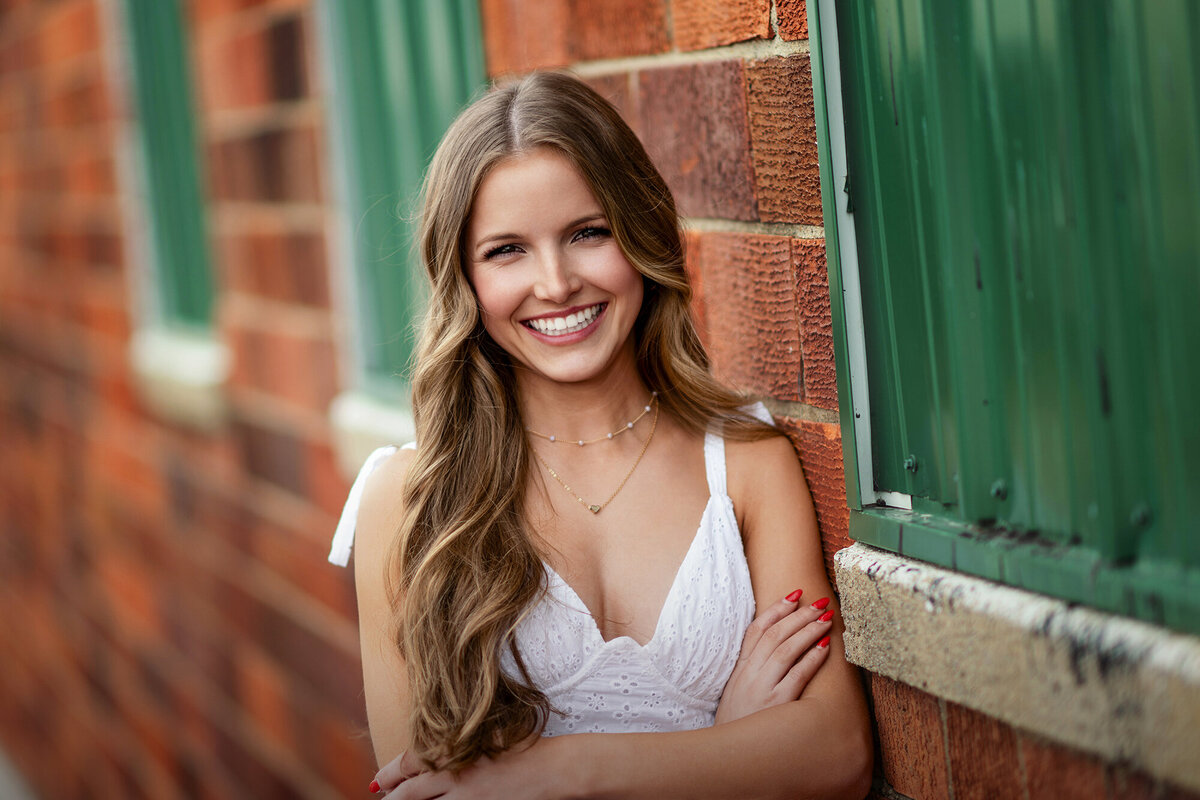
[330,72,871,799]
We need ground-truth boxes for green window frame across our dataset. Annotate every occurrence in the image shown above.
[118,0,215,330]
[319,0,487,399]
[809,0,1200,632]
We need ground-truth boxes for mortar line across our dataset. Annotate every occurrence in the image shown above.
[570,37,810,77]
[683,218,825,238]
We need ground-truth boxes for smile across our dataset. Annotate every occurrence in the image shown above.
[522,303,606,337]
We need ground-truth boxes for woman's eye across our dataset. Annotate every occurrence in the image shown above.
[483,243,521,259]
[573,226,610,242]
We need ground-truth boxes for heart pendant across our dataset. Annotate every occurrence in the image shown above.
[588,504,601,514]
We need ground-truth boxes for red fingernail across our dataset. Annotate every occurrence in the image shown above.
[369,780,380,794]
[819,609,834,622]
[785,589,803,603]
[812,597,830,610]
[818,635,831,648]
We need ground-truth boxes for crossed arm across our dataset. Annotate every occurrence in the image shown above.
[354,437,872,800]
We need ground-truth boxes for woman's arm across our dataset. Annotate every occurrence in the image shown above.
[377,434,872,800]
[354,447,420,765]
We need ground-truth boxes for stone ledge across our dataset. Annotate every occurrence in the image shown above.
[328,390,415,480]
[835,542,1200,793]
[129,327,230,432]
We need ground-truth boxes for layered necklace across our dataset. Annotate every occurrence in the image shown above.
[529,393,659,514]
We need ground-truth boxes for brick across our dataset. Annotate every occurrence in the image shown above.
[568,0,669,61]
[869,673,949,800]
[196,13,308,112]
[746,56,822,224]
[778,417,848,578]
[303,712,376,798]
[692,232,800,399]
[480,0,570,76]
[265,15,307,101]
[1020,734,1109,800]
[671,0,771,51]
[582,73,638,135]
[39,1,100,63]
[186,0,309,28]
[637,61,757,220]
[249,508,358,621]
[777,0,808,41]
[945,701,1023,800]
[236,645,296,750]
[228,324,338,410]
[207,123,322,203]
[793,239,837,409]
[215,229,330,308]
[232,418,308,495]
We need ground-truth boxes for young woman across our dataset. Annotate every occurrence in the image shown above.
[330,72,871,799]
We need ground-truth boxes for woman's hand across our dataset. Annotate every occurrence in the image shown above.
[714,589,835,725]
[373,738,572,800]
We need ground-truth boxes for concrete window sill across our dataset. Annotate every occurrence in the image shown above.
[328,390,416,480]
[129,327,230,432]
[835,542,1200,793]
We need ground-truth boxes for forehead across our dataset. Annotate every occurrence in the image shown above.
[467,148,603,239]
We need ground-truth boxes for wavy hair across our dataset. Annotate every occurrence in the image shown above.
[390,71,773,771]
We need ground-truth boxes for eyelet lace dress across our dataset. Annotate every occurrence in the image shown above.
[329,405,771,736]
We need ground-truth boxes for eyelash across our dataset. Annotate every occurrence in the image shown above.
[482,226,611,260]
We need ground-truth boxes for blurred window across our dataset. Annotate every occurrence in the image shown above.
[319,1,487,399]
[118,0,215,330]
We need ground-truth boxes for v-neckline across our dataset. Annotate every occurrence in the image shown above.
[540,493,721,649]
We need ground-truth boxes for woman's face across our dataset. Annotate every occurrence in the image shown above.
[465,147,644,387]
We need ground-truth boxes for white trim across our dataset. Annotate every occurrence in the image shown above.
[875,491,912,510]
[836,543,1200,793]
[129,328,231,431]
[814,0,875,508]
[329,390,416,480]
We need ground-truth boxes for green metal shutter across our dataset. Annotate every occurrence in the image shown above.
[320,0,487,394]
[810,0,1200,631]
[120,0,215,329]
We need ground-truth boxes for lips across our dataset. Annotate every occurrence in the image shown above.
[522,303,606,336]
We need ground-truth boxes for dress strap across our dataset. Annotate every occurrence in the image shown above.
[703,402,775,498]
[703,430,727,497]
[328,444,403,567]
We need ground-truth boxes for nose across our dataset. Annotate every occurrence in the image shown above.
[533,250,581,304]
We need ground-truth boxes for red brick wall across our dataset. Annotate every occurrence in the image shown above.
[0,0,370,797]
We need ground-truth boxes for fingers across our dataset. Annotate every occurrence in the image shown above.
[374,750,424,793]
[738,588,807,661]
[383,771,449,800]
[746,596,835,673]
[774,631,833,700]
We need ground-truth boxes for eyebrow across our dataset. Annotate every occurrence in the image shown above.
[473,214,608,252]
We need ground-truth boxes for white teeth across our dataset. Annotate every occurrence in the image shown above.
[526,303,603,336]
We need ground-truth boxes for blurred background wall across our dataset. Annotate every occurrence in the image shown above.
[0,1,1196,799]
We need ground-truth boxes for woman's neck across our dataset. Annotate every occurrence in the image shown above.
[516,368,652,445]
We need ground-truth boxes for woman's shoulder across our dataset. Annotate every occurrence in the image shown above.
[724,426,807,531]
[329,444,417,567]
[357,445,418,536]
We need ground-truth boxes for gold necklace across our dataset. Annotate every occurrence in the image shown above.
[527,392,658,446]
[532,402,659,514]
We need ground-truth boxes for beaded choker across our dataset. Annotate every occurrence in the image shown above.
[526,392,658,446]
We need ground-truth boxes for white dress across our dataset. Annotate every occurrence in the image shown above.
[329,406,771,735]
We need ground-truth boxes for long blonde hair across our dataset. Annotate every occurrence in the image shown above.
[391,71,773,771]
